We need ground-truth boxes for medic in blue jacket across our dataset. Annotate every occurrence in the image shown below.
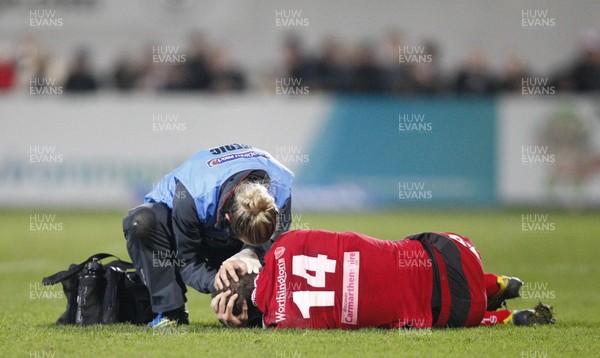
[122,143,294,328]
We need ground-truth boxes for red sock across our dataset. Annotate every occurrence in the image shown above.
[480,310,512,326]
[485,273,500,298]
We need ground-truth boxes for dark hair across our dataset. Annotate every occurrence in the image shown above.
[211,269,263,326]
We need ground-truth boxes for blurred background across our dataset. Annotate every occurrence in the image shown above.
[2,4,600,354]
[0,0,599,211]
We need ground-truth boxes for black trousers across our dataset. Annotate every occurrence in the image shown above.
[123,202,187,313]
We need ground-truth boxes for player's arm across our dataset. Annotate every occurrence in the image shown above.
[211,268,264,328]
[211,291,248,328]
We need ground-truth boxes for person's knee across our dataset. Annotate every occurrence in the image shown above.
[123,206,157,240]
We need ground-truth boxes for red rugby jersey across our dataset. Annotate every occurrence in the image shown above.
[253,230,434,329]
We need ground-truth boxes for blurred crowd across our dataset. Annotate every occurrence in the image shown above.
[0,29,599,95]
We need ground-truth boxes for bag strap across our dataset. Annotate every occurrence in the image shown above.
[42,253,120,286]
[105,260,135,271]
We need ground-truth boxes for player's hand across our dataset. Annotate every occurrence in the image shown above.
[210,290,248,328]
[214,259,247,291]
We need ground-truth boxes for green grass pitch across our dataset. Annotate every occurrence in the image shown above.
[1,210,599,357]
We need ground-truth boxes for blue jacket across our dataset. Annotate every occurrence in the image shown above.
[146,144,293,216]
[145,144,294,293]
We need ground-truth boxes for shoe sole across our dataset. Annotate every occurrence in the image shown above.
[151,319,178,329]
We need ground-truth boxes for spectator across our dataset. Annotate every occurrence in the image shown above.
[30,55,50,92]
[136,43,169,91]
[282,34,318,86]
[455,48,496,95]
[7,29,598,96]
[14,34,42,91]
[209,49,246,93]
[0,43,15,92]
[497,53,530,92]
[411,40,442,94]
[381,30,413,94]
[551,68,577,92]
[163,64,188,90]
[314,37,350,92]
[571,29,600,92]
[64,49,98,92]
[182,32,212,90]
[113,54,139,91]
[351,41,385,94]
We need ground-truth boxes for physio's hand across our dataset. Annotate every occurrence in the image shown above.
[210,290,248,328]
[214,259,247,291]
[228,248,261,274]
[214,249,262,290]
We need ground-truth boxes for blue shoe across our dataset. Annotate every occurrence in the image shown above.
[148,313,175,328]
[148,306,189,328]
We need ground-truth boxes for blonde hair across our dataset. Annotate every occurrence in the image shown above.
[230,181,278,246]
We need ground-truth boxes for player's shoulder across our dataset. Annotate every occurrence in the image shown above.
[269,230,332,254]
[277,229,347,244]
[277,229,386,243]
[278,229,326,238]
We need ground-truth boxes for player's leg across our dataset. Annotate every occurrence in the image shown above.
[408,232,487,328]
[485,273,500,297]
[444,232,488,327]
[485,273,523,310]
[480,302,556,326]
[123,202,188,327]
[480,309,513,326]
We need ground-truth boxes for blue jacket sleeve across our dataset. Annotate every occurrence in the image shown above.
[178,259,216,294]
[172,181,216,293]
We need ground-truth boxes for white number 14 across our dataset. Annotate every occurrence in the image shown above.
[291,254,336,318]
